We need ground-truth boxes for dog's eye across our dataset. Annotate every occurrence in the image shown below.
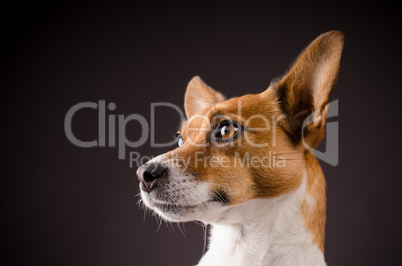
[220,125,237,139]
[177,135,184,147]
[215,121,240,141]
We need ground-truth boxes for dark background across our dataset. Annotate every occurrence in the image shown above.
[2,1,401,265]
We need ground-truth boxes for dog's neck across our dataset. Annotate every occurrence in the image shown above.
[198,169,326,266]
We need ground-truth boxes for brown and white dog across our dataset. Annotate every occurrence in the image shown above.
[137,31,344,265]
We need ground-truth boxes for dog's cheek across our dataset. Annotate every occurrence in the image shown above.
[208,165,256,206]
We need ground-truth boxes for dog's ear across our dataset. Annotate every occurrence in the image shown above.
[184,76,225,118]
[271,31,344,146]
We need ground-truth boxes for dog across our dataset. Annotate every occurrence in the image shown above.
[137,31,344,265]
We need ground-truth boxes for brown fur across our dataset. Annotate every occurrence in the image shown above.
[302,151,327,252]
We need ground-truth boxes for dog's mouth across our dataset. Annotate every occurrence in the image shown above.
[144,197,211,222]
[152,201,200,213]
[141,190,221,222]
[138,172,228,222]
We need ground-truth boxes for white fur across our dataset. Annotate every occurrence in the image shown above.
[198,173,325,266]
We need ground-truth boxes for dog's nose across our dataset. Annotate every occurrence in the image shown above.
[136,162,168,192]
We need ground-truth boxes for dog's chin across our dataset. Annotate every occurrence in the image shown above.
[150,202,204,222]
[140,191,223,222]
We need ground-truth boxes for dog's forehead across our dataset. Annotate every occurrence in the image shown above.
[181,90,278,133]
[217,91,278,117]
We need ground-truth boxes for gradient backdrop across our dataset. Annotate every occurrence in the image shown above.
[2,1,401,265]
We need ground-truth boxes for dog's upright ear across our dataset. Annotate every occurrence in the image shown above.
[184,76,225,118]
[271,30,344,147]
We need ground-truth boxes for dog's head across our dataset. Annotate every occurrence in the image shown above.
[137,31,343,223]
